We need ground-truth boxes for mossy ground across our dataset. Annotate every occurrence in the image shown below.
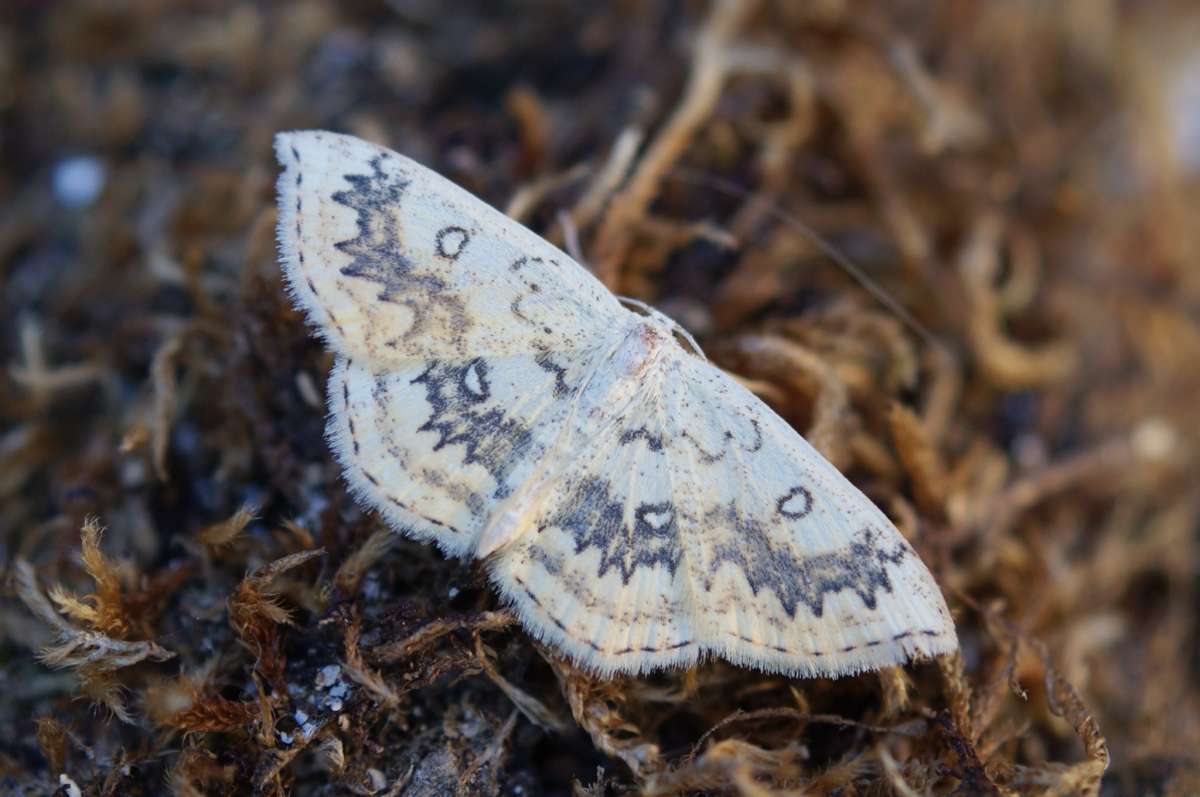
[1,2,1198,795]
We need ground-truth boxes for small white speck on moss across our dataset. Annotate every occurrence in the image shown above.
[1133,417,1176,462]
[52,156,106,209]
[316,664,342,687]
[59,774,83,797]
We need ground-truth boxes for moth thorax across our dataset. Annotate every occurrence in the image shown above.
[613,321,669,377]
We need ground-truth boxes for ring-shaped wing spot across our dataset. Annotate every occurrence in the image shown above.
[275,131,623,366]
[489,349,957,678]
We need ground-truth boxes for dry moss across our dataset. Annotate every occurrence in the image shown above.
[2,1,1198,795]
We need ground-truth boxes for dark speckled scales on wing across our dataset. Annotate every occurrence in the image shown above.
[487,329,956,677]
[275,130,624,367]
[277,129,958,679]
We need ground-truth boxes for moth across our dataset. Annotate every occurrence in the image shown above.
[275,130,957,678]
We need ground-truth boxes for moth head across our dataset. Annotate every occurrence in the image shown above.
[618,296,707,361]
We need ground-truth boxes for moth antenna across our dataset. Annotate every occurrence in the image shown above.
[666,167,950,357]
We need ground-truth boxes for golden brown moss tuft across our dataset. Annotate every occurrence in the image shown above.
[2,1,1198,794]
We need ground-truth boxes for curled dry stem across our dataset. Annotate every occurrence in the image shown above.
[592,0,757,287]
[370,609,515,664]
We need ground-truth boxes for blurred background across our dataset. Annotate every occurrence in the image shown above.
[1,1,1198,795]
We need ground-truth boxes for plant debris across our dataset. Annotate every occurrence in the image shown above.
[2,1,1198,795]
